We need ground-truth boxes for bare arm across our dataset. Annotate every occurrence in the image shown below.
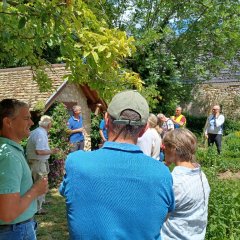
[215,114,225,127]
[69,128,84,134]
[0,178,48,223]
[35,149,58,155]
[99,129,106,142]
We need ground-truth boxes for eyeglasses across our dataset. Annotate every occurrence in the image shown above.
[212,109,219,110]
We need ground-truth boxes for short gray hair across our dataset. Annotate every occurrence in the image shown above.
[72,105,81,112]
[39,115,52,127]
[109,109,145,139]
[163,128,197,163]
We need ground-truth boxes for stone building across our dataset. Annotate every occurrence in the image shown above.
[0,64,107,150]
[183,67,240,119]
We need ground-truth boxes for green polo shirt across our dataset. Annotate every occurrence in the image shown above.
[0,137,37,224]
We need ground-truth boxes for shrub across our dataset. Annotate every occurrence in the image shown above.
[90,113,102,150]
[185,114,206,134]
[224,119,240,135]
[47,102,70,187]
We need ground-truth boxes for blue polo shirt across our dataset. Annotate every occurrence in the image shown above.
[59,141,175,240]
[99,119,108,140]
[67,115,84,143]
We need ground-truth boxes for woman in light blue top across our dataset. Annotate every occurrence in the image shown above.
[161,128,210,240]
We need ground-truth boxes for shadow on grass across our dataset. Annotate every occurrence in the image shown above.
[36,188,69,240]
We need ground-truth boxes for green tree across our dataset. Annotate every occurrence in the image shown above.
[0,0,143,100]
[103,0,240,113]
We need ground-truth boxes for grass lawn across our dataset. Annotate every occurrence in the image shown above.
[35,189,69,240]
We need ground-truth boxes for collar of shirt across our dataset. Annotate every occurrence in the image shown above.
[102,141,143,153]
[72,115,81,121]
[0,136,24,153]
[173,165,201,175]
[38,126,48,134]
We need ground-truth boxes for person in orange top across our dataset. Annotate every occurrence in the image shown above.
[171,106,186,128]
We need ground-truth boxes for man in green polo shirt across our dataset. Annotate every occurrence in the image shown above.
[0,99,49,239]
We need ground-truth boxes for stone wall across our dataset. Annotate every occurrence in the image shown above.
[55,83,92,150]
[183,82,240,119]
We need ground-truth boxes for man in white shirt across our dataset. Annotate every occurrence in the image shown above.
[26,115,58,214]
[205,105,225,154]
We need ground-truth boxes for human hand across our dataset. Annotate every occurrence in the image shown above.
[51,148,59,154]
[33,177,48,196]
[78,127,84,132]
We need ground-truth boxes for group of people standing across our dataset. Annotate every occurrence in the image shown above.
[0,91,224,240]
[136,106,187,162]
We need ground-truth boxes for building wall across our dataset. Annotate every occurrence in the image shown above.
[55,83,92,150]
[184,82,240,119]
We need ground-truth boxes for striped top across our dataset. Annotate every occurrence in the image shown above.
[161,166,210,240]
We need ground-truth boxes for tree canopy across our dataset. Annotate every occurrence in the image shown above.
[1,0,240,111]
[0,0,142,100]
[103,0,240,113]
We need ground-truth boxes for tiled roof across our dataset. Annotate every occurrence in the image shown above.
[0,64,107,111]
[207,61,240,84]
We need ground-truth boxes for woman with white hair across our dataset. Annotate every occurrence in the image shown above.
[137,114,161,160]
[161,128,210,240]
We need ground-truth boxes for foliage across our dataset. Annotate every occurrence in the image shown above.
[204,167,240,240]
[223,132,240,159]
[185,114,206,135]
[197,147,221,168]
[90,112,102,150]
[197,131,240,172]
[0,0,142,100]
[47,102,70,187]
[224,119,240,136]
[196,133,240,239]
[33,100,45,113]
[103,0,240,112]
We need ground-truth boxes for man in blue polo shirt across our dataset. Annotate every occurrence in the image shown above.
[99,111,108,144]
[60,90,175,240]
[67,105,85,152]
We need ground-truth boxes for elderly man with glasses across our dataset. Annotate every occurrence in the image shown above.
[205,105,225,154]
